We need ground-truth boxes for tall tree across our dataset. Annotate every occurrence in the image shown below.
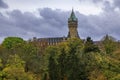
[2,54,34,80]
[47,46,60,80]
[58,48,67,80]
[102,35,117,54]
[84,37,100,53]
[2,37,25,49]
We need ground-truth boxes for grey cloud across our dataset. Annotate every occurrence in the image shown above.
[79,0,116,13]
[0,8,70,41]
[86,10,120,40]
[39,8,68,28]
[0,0,8,8]
[0,13,27,37]
[102,1,114,12]
[0,7,120,42]
[79,0,103,3]
[114,0,120,8]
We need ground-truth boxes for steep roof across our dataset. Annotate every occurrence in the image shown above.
[68,9,78,21]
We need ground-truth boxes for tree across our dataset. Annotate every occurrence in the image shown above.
[0,58,6,80]
[1,37,25,55]
[102,35,117,54]
[58,48,67,80]
[1,37,45,79]
[0,46,9,66]
[20,42,42,75]
[84,37,100,53]
[48,50,59,80]
[2,54,34,80]
[47,38,88,80]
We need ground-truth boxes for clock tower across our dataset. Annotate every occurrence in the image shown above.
[68,9,79,38]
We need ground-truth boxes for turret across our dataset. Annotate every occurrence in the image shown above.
[68,9,79,38]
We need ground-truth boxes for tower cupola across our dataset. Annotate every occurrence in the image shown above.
[68,9,78,22]
[67,9,79,38]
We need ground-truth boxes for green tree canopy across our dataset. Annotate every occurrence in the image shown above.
[84,37,100,53]
[2,37,25,49]
[102,35,117,54]
[2,54,34,80]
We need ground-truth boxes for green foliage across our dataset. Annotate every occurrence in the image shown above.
[84,37,100,53]
[2,37,25,49]
[48,53,59,80]
[0,37,119,80]
[2,54,34,80]
[46,42,60,80]
[102,35,117,54]
[47,38,88,80]
[20,43,43,76]
[0,59,3,70]
[99,56,120,80]
[57,48,67,80]
[47,38,120,80]
[67,38,84,53]
[0,37,44,79]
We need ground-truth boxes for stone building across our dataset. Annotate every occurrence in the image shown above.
[68,9,79,38]
[31,9,79,47]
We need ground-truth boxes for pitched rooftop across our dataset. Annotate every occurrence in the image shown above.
[68,9,78,21]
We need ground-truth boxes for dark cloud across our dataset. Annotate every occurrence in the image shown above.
[87,12,120,40]
[79,0,103,3]
[0,8,70,41]
[114,0,120,8]
[0,7,120,42]
[0,0,8,8]
[91,0,103,3]
[102,1,114,12]
[79,0,120,12]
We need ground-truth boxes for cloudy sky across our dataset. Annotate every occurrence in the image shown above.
[0,0,120,42]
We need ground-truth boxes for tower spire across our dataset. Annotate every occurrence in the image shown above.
[67,9,79,38]
[68,9,77,22]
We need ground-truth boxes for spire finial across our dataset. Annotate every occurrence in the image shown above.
[72,7,74,12]
[68,8,78,21]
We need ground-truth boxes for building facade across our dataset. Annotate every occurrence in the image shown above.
[31,9,79,47]
[68,9,79,38]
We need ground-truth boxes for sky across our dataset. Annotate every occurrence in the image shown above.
[0,0,120,42]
